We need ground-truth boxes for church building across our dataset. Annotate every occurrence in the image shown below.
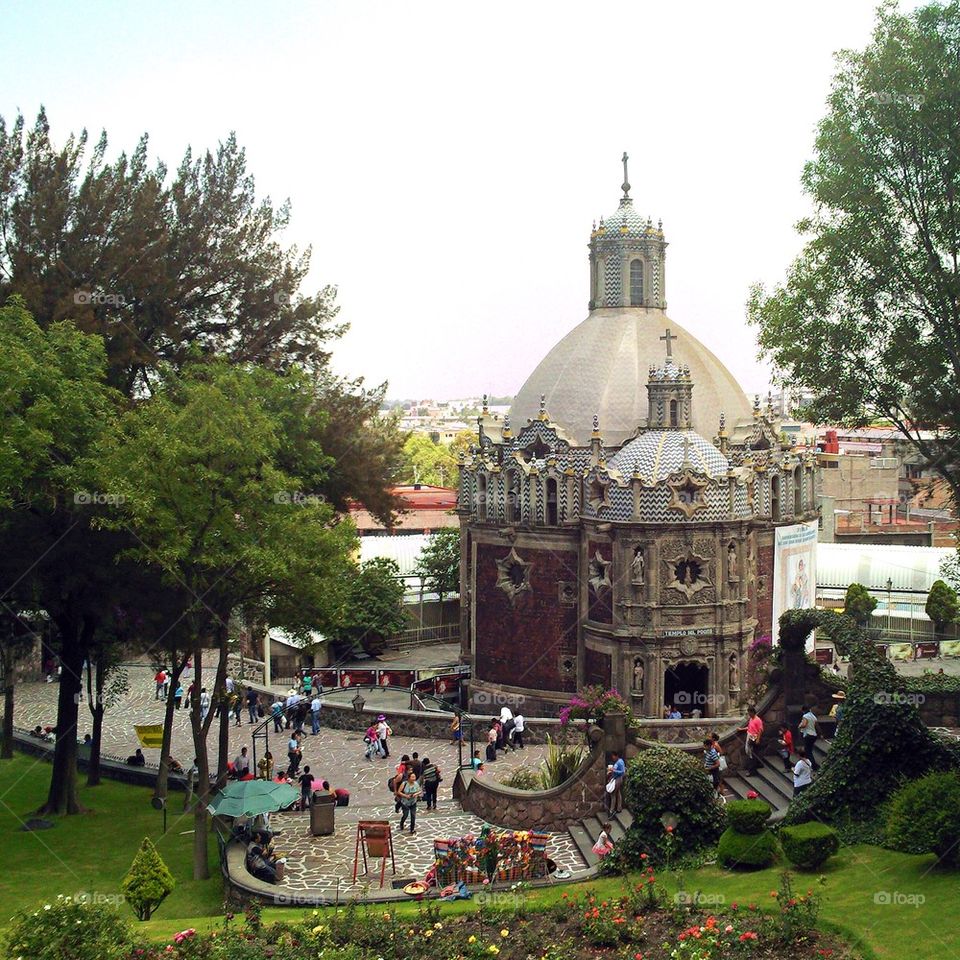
[457,158,820,719]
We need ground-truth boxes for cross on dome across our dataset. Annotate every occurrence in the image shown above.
[660,328,677,358]
[621,151,630,198]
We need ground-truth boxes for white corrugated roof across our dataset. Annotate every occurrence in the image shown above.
[816,542,954,593]
[359,534,460,601]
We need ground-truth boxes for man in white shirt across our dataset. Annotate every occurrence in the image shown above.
[499,705,514,724]
[184,759,199,811]
[799,705,820,771]
[376,716,391,758]
[225,675,235,695]
[793,747,813,797]
[310,694,322,735]
[511,713,525,749]
[233,746,250,779]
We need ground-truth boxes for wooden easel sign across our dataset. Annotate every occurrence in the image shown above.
[353,820,396,887]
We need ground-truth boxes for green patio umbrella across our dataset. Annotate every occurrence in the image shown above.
[207,779,299,818]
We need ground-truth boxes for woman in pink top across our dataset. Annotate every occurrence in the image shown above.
[737,706,764,775]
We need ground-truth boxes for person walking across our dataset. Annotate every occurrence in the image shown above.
[377,715,391,758]
[777,725,794,773]
[184,681,194,711]
[449,713,461,744]
[703,737,722,794]
[310,692,322,735]
[396,770,422,835]
[174,684,184,710]
[511,712,525,749]
[271,698,284,733]
[302,672,313,697]
[364,722,381,760]
[738,706,764,775]
[486,722,498,762]
[420,756,441,810]
[793,747,813,797]
[199,688,211,723]
[184,758,199,811]
[298,765,314,811]
[232,689,243,727]
[287,732,302,777]
[606,751,625,814]
[393,756,410,813]
[409,752,423,779]
[154,668,167,700]
[247,687,259,724]
[799,705,820,771]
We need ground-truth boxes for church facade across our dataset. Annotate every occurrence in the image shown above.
[457,161,820,719]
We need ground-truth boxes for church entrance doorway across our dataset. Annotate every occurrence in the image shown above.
[664,661,709,717]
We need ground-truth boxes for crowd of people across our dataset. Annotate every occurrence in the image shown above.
[386,750,444,834]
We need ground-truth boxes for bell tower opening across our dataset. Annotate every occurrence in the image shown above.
[664,661,709,717]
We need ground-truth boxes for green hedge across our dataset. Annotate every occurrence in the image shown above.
[780,822,840,869]
[725,799,771,835]
[603,745,724,869]
[885,771,960,866]
[717,826,778,869]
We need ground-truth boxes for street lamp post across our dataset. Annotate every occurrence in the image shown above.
[351,690,366,714]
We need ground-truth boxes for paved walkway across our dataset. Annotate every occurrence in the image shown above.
[14,663,586,890]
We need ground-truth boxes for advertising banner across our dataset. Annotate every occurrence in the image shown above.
[772,520,818,647]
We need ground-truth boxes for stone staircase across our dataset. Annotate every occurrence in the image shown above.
[723,739,832,822]
[565,740,833,866]
[567,807,634,869]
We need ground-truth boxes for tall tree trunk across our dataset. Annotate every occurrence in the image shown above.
[87,704,104,786]
[38,616,93,815]
[191,638,228,881]
[155,654,186,802]
[1,644,14,760]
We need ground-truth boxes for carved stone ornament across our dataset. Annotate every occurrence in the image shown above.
[586,473,611,513]
[679,636,699,657]
[666,470,709,518]
[662,549,712,600]
[495,547,533,603]
[588,550,612,594]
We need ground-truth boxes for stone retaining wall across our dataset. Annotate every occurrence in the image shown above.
[454,727,609,830]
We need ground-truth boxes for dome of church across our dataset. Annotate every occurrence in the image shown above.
[608,429,729,483]
[595,196,662,240]
[510,307,754,446]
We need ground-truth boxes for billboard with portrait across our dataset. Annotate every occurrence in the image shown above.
[772,520,818,648]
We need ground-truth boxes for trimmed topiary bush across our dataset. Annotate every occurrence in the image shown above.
[717,826,777,869]
[885,771,960,866]
[608,745,724,867]
[780,822,840,869]
[725,799,771,835]
[120,837,175,921]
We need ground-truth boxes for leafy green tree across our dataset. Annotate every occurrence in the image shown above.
[95,360,356,878]
[333,557,407,657]
[748,3,960,510]
[414,527,461,602]
[926,578,960,634]
[0,616,40,760]
[843,582,878,626]
[399,433,458,487]
[120,837,175,921]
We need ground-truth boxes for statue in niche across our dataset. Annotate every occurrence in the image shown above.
[632,658,644,692]
[632,546,645,584]
[728,652,740,691]
[727,541,738,581]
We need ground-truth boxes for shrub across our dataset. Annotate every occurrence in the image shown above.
[120,837,175,921]
[538,736,586,788]
[724,799,771,835]
[717,826,777,869]
[885,771,960,866]
[3,896,132,960]
[615,745,724,865]
[499,767,541,791]
[779,822,840,869]
[926,579,959,634]
[843,582,877,625]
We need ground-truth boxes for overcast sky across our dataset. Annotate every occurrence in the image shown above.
[1,1,897,401]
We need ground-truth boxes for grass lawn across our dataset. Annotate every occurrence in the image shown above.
[0,752,222,925]
[2,752,956,960]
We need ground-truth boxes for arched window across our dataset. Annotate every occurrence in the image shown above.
[793,468,802,516]
[630,259,644,306]
[546,478,558,525]
[771,475,781,521]
[669,399,678,427]
[477,474,487,518]
[505,470,519,523]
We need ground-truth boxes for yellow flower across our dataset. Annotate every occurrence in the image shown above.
[312,925,325,935]
[434,922,443,929]
[500,929,510,938]
[488,946,500,955]
[468,936,477,944]
[424,930,434,938]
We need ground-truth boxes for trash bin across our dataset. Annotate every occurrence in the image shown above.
[310,791,336,836]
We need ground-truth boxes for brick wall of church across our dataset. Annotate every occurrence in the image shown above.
[586,539,613,623]
[756,538,775,639]
[584,647,611,688]
[474,541,579,693]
